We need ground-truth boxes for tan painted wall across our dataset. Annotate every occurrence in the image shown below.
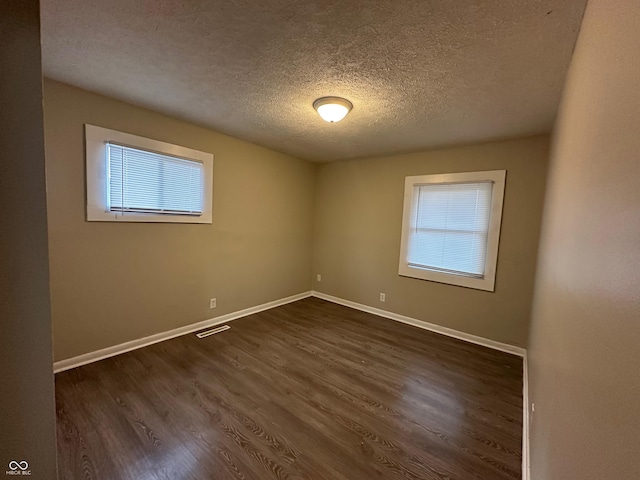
[528,1,640,478]
[0,2,58,476]
[44,80,316,362]
[312,136,549,347]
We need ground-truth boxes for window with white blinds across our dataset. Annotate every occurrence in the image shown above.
[399,171,506,291]
[85,124,213,223]
[107,143,204,215]
[408,182,492,277]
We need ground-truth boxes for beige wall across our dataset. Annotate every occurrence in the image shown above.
[528,1,640,478]
[0,2,58,476]
[313,136,549,347]
[44,80,316,362]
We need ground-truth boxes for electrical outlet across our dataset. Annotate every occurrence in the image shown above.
[317,274,322,282]
[530,403,535,427]
[210,298,217,309]
[379,293,386,302]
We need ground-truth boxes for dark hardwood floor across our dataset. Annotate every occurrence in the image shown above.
[55,297,523,480]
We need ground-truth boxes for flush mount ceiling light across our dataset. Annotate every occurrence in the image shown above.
[313,96,353,123]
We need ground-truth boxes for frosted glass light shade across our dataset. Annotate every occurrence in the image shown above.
[313,97,353,123]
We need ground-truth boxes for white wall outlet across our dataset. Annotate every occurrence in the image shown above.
[379,293,386,302]
[210,298,217,309]
[530,402,535,427]
[317,274,322,282]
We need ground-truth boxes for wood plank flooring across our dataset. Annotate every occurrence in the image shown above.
[55,297,523,480]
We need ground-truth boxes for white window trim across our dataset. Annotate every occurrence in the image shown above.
[85,124,213,223]
[398,170,506,292]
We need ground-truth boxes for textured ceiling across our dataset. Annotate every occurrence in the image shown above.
[41,0,586,162]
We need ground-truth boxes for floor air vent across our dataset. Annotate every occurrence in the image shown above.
[195,325,230,338]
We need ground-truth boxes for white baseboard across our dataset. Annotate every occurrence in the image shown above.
[522,353,530,480]
[310,291,526,357]
[53,291,312,373]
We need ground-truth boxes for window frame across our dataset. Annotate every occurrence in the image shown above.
[85,124,213,223]
[398,170,506,291]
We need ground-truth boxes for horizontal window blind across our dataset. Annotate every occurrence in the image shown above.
[408,182,493,278]
[107,143,204,215]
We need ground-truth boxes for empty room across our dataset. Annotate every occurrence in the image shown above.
[1,0,639,479]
